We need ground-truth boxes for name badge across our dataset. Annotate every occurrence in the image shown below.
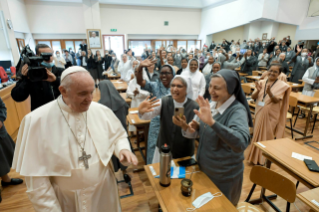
[258,101,265,107]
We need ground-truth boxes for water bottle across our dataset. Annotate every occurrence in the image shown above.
[159,143,171,187]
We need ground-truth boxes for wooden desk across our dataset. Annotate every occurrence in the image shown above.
[0,84,30,141]
[144,158,238,212]
[111,80,127,92]
[297,188,319,212]
[120,93,131,104]
[289,92,319,139]
[106,73,120,80]
[127,108,150,171]
[246,76,261,81]
[255,138,319,188]
[239,73,248,76]
[242,83,255,91]
[287,82,304,89]
[249,138,319,204]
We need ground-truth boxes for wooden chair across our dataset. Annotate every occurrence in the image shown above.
[242,166,296,212]
[242,84,252,96]
[252,71,259,76]
[287,95,298,139]
[294,90,319,132]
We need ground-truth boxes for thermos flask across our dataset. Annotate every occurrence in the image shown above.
[159,143,171,187]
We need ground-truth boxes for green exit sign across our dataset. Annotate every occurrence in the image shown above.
[164,21,169,26]
[110,29,117,32]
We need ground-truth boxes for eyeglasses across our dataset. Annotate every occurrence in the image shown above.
[160,72,173,76]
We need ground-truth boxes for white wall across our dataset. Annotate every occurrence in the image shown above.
[26,1,85,34]
[32,34,86,39]
[100,4,201,36]
[211,25,245,44]
[295,16,319,40]
[276,23,297,47]
[0,16,13,61]
[199,0,264,43]
[7,0,30,33]
[127,34,198,39]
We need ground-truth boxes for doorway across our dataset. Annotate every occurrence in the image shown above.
[103,35,125,58]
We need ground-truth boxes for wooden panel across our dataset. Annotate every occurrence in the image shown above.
[0,84,31,141]
[144,157,238,212]
[127,108,150,126]
[255,138,319,187]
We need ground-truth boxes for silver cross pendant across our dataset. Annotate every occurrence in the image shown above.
[79,150,91,169]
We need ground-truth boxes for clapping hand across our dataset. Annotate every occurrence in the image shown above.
[138,96,160,115]
[308,57,312,62]
[133,88,139,97]
[194,96,215,126]
[297,45,301,53]
[266,84,272,97]
[255,81,262,92]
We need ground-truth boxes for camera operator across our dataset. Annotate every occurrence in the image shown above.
[11,44,64,111]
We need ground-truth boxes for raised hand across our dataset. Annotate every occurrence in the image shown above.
[266,84,272,96]
[193,96,215,126]
[188,120,199,133]
[140,57,157,68]
[297,45,301,52]
[133,88,139,96]
[44,69,56,82]
[138,96,160,115]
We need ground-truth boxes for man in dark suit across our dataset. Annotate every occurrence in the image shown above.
[79,40,87,54]
[267,37,277,54]
[209,41,216,51]
[221,39,231,52]
[280,41,288,52]
[285,36,291,47]
[104,50,112,71]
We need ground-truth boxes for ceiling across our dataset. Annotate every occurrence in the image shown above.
[27,0,230,8]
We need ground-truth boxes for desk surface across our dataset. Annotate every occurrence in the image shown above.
[297,187,319,211]
[127,107,150,126]
[246,76,261,80]
[110,80,127,92]
[255,138,319,188]
[106,73,121,79]
[144,158,237,212]
[290,92,319,104]
[120,93,131,104]
[239,73,248,76]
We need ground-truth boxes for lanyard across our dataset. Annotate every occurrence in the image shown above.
[262,79,278,102]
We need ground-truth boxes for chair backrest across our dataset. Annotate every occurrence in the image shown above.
[252,71,259,76]
[314,90,319,98]
[289,95,298,107]
[0,66,9,82]
[242,84,252,95]
[10,66,16,75]
[250,166,296,203]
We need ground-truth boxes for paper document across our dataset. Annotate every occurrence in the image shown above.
[311,200,319,207]
[257,142,266,148]
[130,111,138,114]
[291,152,312,161]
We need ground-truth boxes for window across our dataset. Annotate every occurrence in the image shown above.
[177,41,186,50]
[37,41,51,47]
[74,41,82,52]
[187,41,195,52]
[52,41,62,55]
[155,41,163,50]
[129,40,151,57]
[103,35,125,59]
[65,41,74,52]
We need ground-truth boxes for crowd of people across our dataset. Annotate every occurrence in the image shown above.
[1,34,319,210]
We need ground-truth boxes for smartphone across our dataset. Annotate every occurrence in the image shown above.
[174,107,184,118]
[304,159,319,172]
[178,158,197,167]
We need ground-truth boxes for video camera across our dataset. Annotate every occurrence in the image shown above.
[17,45,52,82]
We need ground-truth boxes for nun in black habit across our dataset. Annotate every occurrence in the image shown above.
[98,80,133,177]
[178,69,253,205]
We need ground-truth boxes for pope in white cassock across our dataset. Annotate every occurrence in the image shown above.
[12,66,138,212]
[89,32,101,48]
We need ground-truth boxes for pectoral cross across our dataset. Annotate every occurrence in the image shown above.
[79,150,91,169]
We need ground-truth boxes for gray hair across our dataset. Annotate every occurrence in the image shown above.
[279,53,286,57]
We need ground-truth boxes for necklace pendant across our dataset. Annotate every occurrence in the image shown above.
[79,150,91,169]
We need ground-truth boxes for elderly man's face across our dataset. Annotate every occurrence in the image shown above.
[60,72,95,113]
[92,32,96,38]
[279,54,285,61]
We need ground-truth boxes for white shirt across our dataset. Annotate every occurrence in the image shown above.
[181,70,206,101]
[302,68,316,97]
[82,57,87,66]
[202,63,213,76]
[89,36,101,47]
